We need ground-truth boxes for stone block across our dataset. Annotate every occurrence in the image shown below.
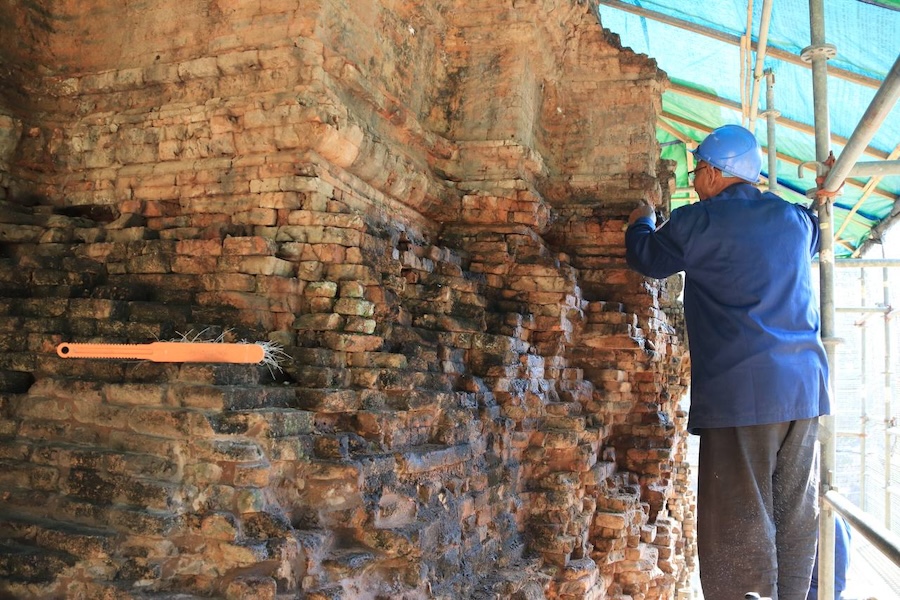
[178,57,219,80]
[319,332,383,353]
[293,312,344,332]
[218,256,294,277]
[222,236,277,256]
[333,298,374,317]
[224,576,276,600]
[217,50,261,75]
[342,317,376,334]
[103,382,168,407]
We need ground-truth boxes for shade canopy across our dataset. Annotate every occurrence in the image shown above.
[595,0,900,258]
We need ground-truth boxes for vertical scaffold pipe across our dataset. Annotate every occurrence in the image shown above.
[804,0,837,598]
[764,70,779,193]
[883,265,893,528]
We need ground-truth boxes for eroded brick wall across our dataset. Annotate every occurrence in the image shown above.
[0,1,693,598]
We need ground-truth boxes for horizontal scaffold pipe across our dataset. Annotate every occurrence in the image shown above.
[812,259,900,268]
[849,160,900,178]
[824,490,900,570]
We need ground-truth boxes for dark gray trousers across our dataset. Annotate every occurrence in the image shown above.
[697,418,819,600]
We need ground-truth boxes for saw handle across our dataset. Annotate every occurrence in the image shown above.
[56,342,265,364]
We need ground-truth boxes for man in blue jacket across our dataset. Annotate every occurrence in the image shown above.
[625,125,830,600]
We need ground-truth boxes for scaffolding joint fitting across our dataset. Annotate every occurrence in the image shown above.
[800,43,837,63]
[822,336,844,347]
[798,160,825,179]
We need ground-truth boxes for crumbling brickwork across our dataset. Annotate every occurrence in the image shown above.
[0,1,693,598]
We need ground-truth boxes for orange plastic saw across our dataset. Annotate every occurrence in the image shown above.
[56,342,266,364]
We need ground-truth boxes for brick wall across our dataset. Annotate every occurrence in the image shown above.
[0,1,693,598]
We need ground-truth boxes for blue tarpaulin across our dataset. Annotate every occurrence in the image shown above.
[594,0,900,257]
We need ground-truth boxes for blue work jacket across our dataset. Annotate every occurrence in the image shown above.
[625,183,830,433]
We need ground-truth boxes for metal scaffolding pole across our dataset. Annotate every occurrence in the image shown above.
[849,159,900,177]
[836,259,900,268]
[825,490,900,568]
[803,0,837,597]
[748,0,776,132]
[882,265,894,528]
[763,70,780,193]
[860,269,869,510]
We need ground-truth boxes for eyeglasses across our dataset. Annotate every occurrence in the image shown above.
[688,164,709,181]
